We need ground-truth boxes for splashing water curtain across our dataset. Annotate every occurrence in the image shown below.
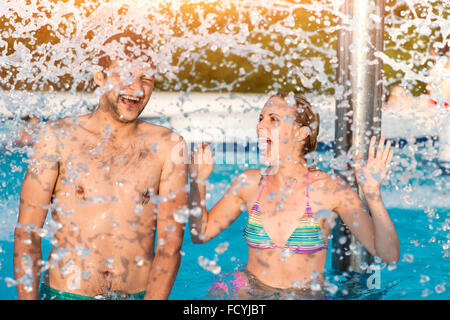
[0,0,449,300]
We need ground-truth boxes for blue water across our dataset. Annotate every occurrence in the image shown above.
[0,143,448,300]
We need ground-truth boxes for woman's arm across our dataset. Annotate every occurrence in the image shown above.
[189,143,248,244]
[361,185,400,264]
[334,136,400,264]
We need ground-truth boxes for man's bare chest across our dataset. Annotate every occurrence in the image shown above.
[56,138,163,198]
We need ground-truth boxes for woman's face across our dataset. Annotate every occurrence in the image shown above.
[256,96,308,166]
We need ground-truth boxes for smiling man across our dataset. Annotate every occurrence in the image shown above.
[13,32,188,300]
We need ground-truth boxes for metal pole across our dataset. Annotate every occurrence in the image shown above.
[333,0,384,273]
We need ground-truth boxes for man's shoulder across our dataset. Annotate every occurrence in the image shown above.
[41,115,84,130]
[36,115,98,146]
[30,117,77,154]
[34,117,72,140]
[137,120,184,144]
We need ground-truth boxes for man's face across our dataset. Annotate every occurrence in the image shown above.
[100,58,155,123]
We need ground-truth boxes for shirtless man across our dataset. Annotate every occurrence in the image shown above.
[13,32,188,300]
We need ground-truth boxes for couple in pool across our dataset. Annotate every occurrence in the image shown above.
[13,32,400,300]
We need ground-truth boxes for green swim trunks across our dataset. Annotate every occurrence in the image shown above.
[38,283,146,300]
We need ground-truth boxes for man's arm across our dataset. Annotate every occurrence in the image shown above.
[144,134,188,300]
[14,124,59,299]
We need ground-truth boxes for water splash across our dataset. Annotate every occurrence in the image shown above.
[0,0,448,300]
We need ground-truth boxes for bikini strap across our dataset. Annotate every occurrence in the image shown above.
[303,168,314,216]
[256,168,271,202]
[306,168,311,207]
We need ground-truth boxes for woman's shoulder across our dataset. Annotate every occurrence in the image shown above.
[308,167,352,191]
[308,167,331,182]
[228,168,267,199]
[238,168,270,185]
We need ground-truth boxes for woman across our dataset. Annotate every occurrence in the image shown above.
[189,92,400,299]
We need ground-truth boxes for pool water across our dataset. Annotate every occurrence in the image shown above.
[0,142,448,300]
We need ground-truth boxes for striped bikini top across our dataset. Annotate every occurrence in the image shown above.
[243,168,327,254]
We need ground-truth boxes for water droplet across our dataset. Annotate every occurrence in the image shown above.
[402,254,414,263]
[215,242,229,255]
[104,257,114,269]
[135,256,144,267]
[280,248,293,261]
[190,206,202,217]
[173,207,190,223]
[435,283,446,294]
[165,224,176,232]
[420,275,430,284]
[387,263,397,271]
[150,143,158,153]
[4,277,17,287]
[310,281,321,291]
[198,256,221,275]
[338,236,347,245]
[75,246,91,258]
[359,262,368,271]
[421,288,433,298]
[134,204,143,215]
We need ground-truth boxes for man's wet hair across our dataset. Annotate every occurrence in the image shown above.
[97,31,154,70]
[435,42,449,56]
[433,35,449,57]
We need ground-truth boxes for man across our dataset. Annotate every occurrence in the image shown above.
[13,32,188,300]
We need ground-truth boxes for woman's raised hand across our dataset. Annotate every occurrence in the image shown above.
[354,136,394,190]
[189,142,214,182]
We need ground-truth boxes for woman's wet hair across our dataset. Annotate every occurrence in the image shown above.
[271,92,320,155]
[97,31,154,70]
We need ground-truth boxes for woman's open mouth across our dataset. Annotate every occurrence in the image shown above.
[258,137,273,152]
